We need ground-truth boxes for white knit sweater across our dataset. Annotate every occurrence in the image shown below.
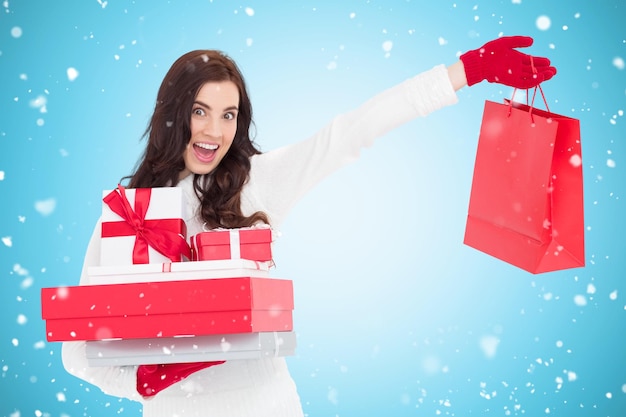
[61,64,458,416]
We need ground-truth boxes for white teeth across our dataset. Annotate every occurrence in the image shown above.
[195,143,218,150]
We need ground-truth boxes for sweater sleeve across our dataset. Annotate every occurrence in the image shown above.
[242,64,458,228]
[61,219,144,404]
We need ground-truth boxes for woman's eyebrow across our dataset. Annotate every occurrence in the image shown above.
[193,100,239,112]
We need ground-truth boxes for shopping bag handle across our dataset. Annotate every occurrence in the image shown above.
[508,56,551,123]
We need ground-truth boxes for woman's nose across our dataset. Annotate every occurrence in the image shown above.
[202,118,221,137]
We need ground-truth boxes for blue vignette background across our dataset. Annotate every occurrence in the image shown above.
[1,0,624,416]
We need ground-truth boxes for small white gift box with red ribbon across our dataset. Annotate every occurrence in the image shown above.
[100,185,190,266]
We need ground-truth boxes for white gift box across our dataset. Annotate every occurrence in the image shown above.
[87,259,272,285]
[85,331,297,366]
[100,187,188,266]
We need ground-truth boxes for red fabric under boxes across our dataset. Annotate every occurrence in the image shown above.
[85,331,297,366]
[41,277,293,342]
[191,227,273,262]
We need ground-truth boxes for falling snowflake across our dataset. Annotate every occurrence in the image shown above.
[536,15,551,31]
[34,198,56,216]
[66,67,79,81]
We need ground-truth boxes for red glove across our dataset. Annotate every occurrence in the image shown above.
[460,36,557,89]
[137,361,225,398]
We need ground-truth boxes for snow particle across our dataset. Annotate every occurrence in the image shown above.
[0,170,5,180]
[244,7,254,16]
[573,294,587,306]
[2,236,12,247]
[609,290,618,300]
[17,314,27,325]
[10,26,22,38]
[536,15,551,31]
[34,198,56,216]
[569,154,582,167]
[382,40,393,53]
[438,37,448,46]
[480,335,500,358]
[11,338,19,347]
[66,67,79,81]
[607,159,616,168]
[613,57,625,70]
[587,283,596,295]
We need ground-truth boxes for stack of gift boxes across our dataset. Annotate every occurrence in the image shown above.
[41,186,296,366]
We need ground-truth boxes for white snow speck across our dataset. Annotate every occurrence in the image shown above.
[10,26,22,38]
[382,40,393,52]
[569,154,582,167]
[2,236,12,247]
[56,392,66,402]
[438,37,448,46]
[66,67,79,81]
[609,290,618,300]
[480,335,500,358]
[349,12,356,19]
[220,337,232,352]
[17,314,27,325]
[512,0,521,3]
[245,38,253,47]
[35,198,56,216]
[56,287,69,300]
[33,341,45,349]
[622,384,626,393]
[587,283,596,295]
[556,340,563,348]
[327,387,339,405]
[613,57,625,70]
[244,7,254,16]
[29,95,47,111]
[573,294,587,306]
[567,371,577,381]
[326,61,337,70]
[11,338,18,347]
[0,170,5,180]
[607,159,616,168]
[536,15,551,31]
[606,392,613,399]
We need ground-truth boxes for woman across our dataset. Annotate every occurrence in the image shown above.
[62,36,556,416]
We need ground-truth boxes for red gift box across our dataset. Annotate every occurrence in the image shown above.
[41,277,293,342]
[191,227,273,262]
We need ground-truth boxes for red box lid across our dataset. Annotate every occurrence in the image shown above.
[193,228,272,246]
[41,277,293,320]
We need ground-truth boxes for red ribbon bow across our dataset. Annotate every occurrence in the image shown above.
[102,185,191,264]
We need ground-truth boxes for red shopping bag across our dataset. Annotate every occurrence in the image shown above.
[463,89,585,274]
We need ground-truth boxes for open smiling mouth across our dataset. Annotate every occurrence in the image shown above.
[193,143,219,163]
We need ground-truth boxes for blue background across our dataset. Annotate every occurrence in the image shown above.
[1,1,625,416]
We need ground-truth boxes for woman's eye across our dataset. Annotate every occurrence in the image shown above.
[224,112,236,120]
[193,108,205,116]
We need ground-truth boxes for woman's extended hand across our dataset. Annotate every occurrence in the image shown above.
[460,35,557,89]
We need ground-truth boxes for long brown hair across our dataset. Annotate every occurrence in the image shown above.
[127,50,268,228]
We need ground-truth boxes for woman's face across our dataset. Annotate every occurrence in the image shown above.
[179,80,239,179]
